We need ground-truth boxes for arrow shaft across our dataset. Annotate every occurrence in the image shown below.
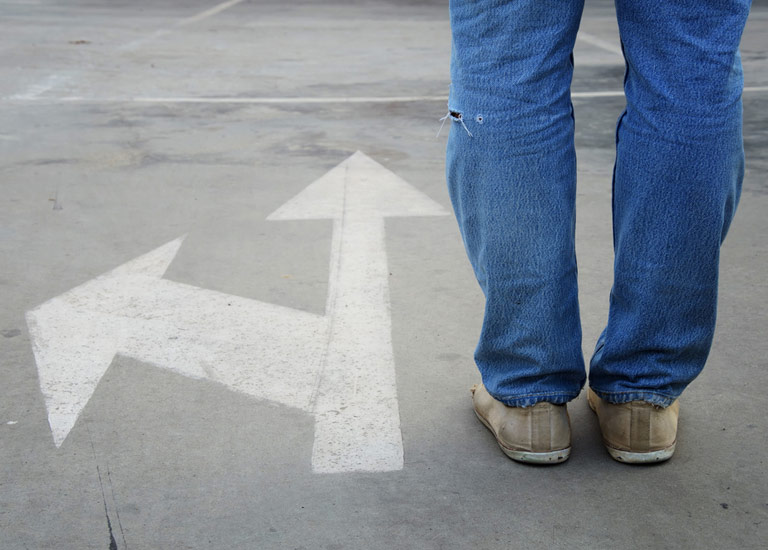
[311,214,403,473]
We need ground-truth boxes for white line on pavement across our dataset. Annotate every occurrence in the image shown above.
[9,1,247,99]
[572,91,623,98]
[9,74,71,100]
[4,87,768,105]
[2,95,449,104]
[576,31,624,58]
[120,0,248,50]
[574,86,768,97]
[175,0,247,27]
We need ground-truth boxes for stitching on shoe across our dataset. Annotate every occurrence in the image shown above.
[475,408,569,454]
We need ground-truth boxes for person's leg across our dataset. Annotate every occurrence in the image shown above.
[446,0,587,407]
[589,0,751,406]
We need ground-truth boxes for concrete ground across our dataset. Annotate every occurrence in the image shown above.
[1,0,767,548]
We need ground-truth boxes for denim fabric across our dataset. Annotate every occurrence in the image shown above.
[446,0,751,407]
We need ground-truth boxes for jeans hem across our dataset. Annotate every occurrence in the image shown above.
[590,388,678,408]
[488,390,581,408]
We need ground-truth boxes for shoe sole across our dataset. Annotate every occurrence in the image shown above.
[604,444,676,463]
[587,393,676,464]
[473,408,571,465]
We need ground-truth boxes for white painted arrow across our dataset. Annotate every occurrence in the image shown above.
[26,151,448,473]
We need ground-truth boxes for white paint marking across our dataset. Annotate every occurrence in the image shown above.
[18,1,246,97]
[175,0,247,27]
[7,421,18,425]
[571,86,768,98]
[268,151,448,472]
[26,152,448,473]
[2,95,451,104]
[744,86,768,93]
[571,91,624,98]
[133,95,452,104]
[10,74,71,100]
[576,31,624,58]
[5,87,767,105]
[120,0,247,50]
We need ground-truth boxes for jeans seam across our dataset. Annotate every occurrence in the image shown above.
[592,389,674,396]
[489,390,581,407]
[492,390,579,398]
[590,388,677,407]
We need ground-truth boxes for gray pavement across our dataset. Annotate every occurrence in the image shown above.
[1,0,767,548]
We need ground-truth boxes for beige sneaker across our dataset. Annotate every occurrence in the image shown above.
[471,383,571,464]
[587,388,679,463]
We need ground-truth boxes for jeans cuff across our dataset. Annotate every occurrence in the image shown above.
[488,390,581,408]
[590,388,678,408]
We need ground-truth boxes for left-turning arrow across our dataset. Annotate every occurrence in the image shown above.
[25,236,329,448]
[25,151,448,473]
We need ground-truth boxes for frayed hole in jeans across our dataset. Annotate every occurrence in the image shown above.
[437,110,473,138]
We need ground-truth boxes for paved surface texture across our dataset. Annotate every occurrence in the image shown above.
[1,1,767,548]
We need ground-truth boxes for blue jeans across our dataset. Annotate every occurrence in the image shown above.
[446,0,750,407]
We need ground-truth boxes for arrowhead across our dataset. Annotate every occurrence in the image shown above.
[26,236,186,447]
[267,151,449,220]
[109,234,186,278]
[26,306,122,446]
